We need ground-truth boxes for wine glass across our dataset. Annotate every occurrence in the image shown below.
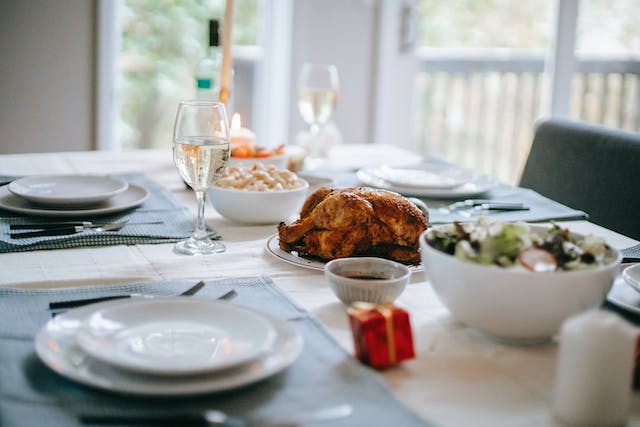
[298,63,339,136]
[172,100,230,255]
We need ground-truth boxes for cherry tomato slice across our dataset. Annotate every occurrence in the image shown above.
[518,248,558,272]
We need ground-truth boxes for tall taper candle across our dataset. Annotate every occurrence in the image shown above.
[220,0,235,107]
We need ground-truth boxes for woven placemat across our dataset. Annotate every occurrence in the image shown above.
[0,276,432,427]
[0,174,219,253]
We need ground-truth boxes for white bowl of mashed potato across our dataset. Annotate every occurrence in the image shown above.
[210,163,309,224]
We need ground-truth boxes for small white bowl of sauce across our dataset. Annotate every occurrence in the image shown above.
[324,257,410,305]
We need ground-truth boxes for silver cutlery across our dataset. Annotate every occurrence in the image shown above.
[438,199,527,214]
[9,220,129,239]
[9,220,163,230]
[458,202,529,218]
[79,403,353,426]
[49,280,207,310]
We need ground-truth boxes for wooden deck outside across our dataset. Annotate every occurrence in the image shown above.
[414,52,640,183]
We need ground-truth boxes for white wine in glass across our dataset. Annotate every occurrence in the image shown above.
[298,63,339,135]
[172,101,230,255]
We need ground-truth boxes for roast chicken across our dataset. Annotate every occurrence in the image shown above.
[277,187,428,264]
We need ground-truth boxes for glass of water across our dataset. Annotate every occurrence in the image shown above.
[172,100,230,255]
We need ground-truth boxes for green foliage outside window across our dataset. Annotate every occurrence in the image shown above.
[118,0,260,149]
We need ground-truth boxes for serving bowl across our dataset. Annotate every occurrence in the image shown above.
[419,224,621,343]
[228,154,287,170]
[325,257,410,305]
[209,179,309,224]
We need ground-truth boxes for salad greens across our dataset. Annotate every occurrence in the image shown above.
[425,216,614,271]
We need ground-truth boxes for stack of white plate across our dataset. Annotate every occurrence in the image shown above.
[35,297,303,395]
[1,174,149,217]
[357,163,496,198]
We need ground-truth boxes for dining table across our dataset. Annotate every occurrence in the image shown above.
[0,144,639,427]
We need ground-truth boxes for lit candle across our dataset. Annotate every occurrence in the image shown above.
[230,113,255,157]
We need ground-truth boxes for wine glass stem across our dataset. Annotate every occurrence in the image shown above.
[194,190,208,240]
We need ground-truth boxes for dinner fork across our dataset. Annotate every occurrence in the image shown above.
[79,403,353,426]
[48,280,208,310]
[9,220,129,239]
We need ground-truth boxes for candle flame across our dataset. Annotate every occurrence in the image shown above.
[231,113,241,131]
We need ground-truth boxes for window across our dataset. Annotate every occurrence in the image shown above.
[414,0,554,183]
[414,0,640,184]
[116,0,263,150]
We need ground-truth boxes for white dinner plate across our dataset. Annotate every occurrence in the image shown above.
[0,183,149,217]
[266,234,423,273]
[8,175,129,207]
[622,264,640,293]
[34,298,303,396]
[357,163,496,198]
[76,298,278,376]
[606,271,640,315]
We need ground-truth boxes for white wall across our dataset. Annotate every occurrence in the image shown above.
[0,0,96,154]
[289,0,377,143]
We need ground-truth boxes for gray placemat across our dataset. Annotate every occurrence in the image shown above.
[421,183,588,224]
[622,244,640,260]
[0,276,433,427]
[0,174,219,253]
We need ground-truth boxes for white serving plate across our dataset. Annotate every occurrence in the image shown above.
[76,298,277,376]
[265,234,423,273]
[622,264,640,293]
[607,271,640,315]
[0,183,149,217]
[357,163,496,198]
[34,298,303,396]
[9,175,128,206]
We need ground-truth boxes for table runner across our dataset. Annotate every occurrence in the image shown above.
[0,276,432,427]
[0,174,219,253]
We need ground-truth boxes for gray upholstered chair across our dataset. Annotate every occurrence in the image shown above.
[519,118,640,240]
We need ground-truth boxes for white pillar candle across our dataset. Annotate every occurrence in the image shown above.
[553,310,637,427]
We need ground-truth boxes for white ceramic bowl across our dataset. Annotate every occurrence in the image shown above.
[325,257,410,305]
[209,179,309,224]
[420,225,621,343]
[228,154,287,170]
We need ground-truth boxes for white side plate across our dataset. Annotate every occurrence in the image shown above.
[76,298,277,376]
[34,298,303,396]
[9,175,128,206]
[374,165,465,189]
[0,183,149,217]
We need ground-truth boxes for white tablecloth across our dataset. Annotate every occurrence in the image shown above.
[0,146,638,427]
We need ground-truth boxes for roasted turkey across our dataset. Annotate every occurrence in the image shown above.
[277,187,428,264]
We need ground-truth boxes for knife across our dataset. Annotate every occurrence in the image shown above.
[49,280,207,310]
[10,220,128,239]
[10,220,163,230]
[458,203,529,217]
[79,404,353,426]
[447,199,522,210]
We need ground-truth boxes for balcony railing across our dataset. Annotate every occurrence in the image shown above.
[414,51,640,184]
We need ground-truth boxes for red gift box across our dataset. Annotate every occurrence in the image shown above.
[347,302,415,368]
